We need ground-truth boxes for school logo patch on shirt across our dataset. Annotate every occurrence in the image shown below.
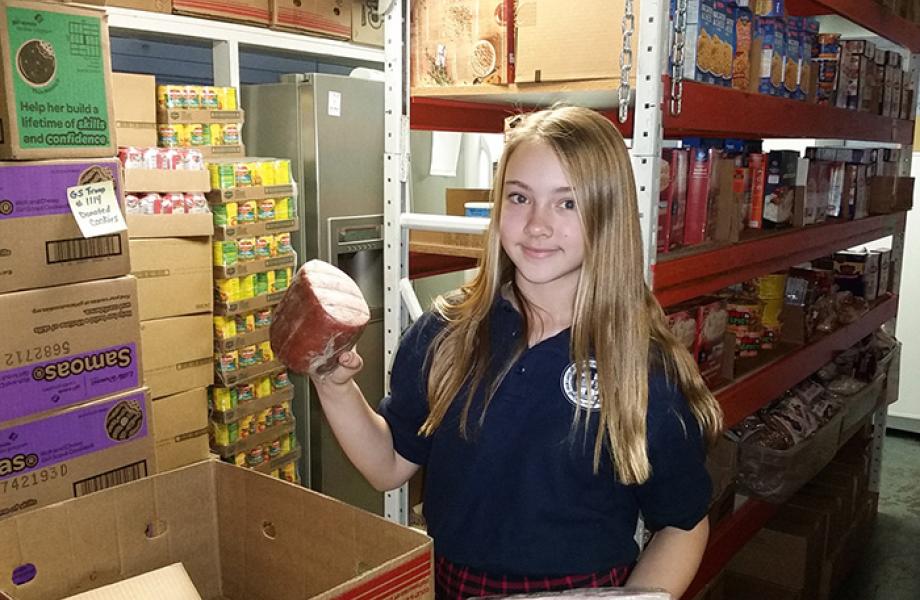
[561,359,601,410]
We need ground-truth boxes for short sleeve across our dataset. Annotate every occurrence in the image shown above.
[376,312,444,466]
[634,375,712,532]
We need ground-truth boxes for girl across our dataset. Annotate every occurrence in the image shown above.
[312,106,723,599]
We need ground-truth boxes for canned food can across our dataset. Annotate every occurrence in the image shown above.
[217,86,238,110]
[211,386,237,411]
[259,341,273,363]
[201,86,219,109]
[124,194,140,214]
[213,241,238,267]
[185,193,208,214]
[238,274,255,300]
[258,199,276,221]
[209,162,236,189]
[255,375,272,398]
[273,268,291,292]
[157,124,180,148]
[273,159,291,184]
[222,123,241,145]
[265,270,276,293]
[226,421,240,444]
[237,238,256,262]
[118,147,144,169]
[213,315,237,341]
[254,271,269,297]
[239,415,254,437]
[273,197,292,220]
[142,147,160,170]
[257,409,271,432]
[188,123,207,147]
[235,452,247,466]
[274,233,292,255]
[235,313,255,334]
[254,236,272,259]
[239,345,258,368]
[256,161,276,186]
[207,122,223,146]
[184,85,202,109]
[247,447,264,467]
[163,192,186,214]
[139,193,160,215]
[234,162,253,187]
[175,124,191,148]
[237,201,257,224]
[214,277,240,304]
[211,202,237,228]
[254,309,272,329]
[217,350,238,373]
[186,149,205,170]
[158,84,185,109]
[269,440,282,457]
[272,370,291,390]
[237,382,255,403]
[272,404,286,423]
[280,433,292,453]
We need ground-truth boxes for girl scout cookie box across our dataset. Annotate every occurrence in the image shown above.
[0,0,116,159]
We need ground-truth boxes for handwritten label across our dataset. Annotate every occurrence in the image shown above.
[66,181,127,238]
[328,91,342,117]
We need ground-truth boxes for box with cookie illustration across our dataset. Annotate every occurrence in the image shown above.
[0,158,129,294]
[0,276,143,426]
[0,387,155,521]
[695,0,736,88]
[749,16,786,97]
[0,0,116,159]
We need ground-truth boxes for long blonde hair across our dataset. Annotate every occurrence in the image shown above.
[420,106,722,485]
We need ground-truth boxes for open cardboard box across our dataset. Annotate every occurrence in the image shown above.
[0,460,433,600]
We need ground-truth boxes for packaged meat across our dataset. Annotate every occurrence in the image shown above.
[270,260,371,375]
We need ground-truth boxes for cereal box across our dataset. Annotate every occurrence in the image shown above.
[695,297,729,386]
[732,4,754,91]
[658,148,689,253]
[666,306,699,358]
[750,17,785,96]
[753,0,783,17]
[783,26,802,99]
[696,0,735,87]
[747,152,767,229]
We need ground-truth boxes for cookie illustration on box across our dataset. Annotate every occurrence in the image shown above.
[16,39,57,88]
[77,165,115,185]
[106,400,144,441]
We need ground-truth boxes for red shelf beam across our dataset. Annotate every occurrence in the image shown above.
[681,499,780,600]
[664,80,914,144]
[653,212,906,308]
[786,0,920,54]
[409,251,478,279]
[411,98,515,133]
[715,294,899,429]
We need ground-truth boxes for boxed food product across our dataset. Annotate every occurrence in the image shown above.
[782,25,801,99]
[657,148,689,253]
[726,297,763,358]
[763,150,799,228]
[0,158,129,294]
[0,388,154,521]
[749,17,785,97]
[60,563,201,600]
[694,0,736,88]
[271,0,351,39]
[351,0,384,47]
[0,276,142,425]
[837,40,876,112]
[711,157,745,243]
[0,0,116,159]
[172,0,270,26]
[834,249,880,301]
[412,0,508,86]
[732,3,754,91]
[152,387,209,473]
[873,248,892,295]
[747,152,767,228]
[0,459,433,599]
[666,305,699,357]
[695,297,729,386]
[684,146,719,245]
[129,237,213,320]
[752,0,783,17]
[791,157,813,227]
[814,34,841,106]
[140,315,213,399]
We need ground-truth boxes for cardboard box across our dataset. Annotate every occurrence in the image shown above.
[409,188,488,258]
[658,148,689,253]
[0,460,434,600]
[516,0,640,84]
[272,0,351,38]
[351,0,383,47]
[0,388,154,521]
[126,213,214,239]
[0,276,142,425]
[0,0,116,159]
[728,508,826,597]
[129,237,212,320]
[724,573,802,600]
[763,150,799,228]
[411,0,508,87]
[818,493,878,599]
[123,167,211,194]
[0,158,129,294]
[112,73,157,148]
[712,157,744,243]
[152,388,209,473]
[140,315,213,399]
[787,488,848,559]
[684,147,719,245]
[62,564,201,600]
[868,176,914,214]
[172,0,270,26]
[706,435,738,502]
[62,0,170,13]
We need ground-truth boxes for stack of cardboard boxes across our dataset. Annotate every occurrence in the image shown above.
[112,72,215,474]
[0,0,155,519]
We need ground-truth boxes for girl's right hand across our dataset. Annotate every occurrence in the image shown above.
[311,349,364,388]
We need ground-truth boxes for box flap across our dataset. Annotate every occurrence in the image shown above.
[61,563,202,599]
[124,169,211,195]
[127,214,214,238]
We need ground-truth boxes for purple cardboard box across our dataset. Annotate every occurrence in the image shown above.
[0,158,129,294]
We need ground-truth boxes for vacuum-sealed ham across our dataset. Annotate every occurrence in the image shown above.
[270,259,370,374]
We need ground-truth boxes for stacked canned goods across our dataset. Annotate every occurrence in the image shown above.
[155,84,244,154]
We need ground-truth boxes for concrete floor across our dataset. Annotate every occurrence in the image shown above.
[833,429,920,600]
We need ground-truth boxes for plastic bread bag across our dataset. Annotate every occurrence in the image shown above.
[478,589,671,600]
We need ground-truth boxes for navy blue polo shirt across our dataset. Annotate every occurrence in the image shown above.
[378,296,711,576]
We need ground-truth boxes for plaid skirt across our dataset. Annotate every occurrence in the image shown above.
[434,555,633,600]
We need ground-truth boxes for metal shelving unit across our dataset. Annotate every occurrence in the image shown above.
[384,0,919,597]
